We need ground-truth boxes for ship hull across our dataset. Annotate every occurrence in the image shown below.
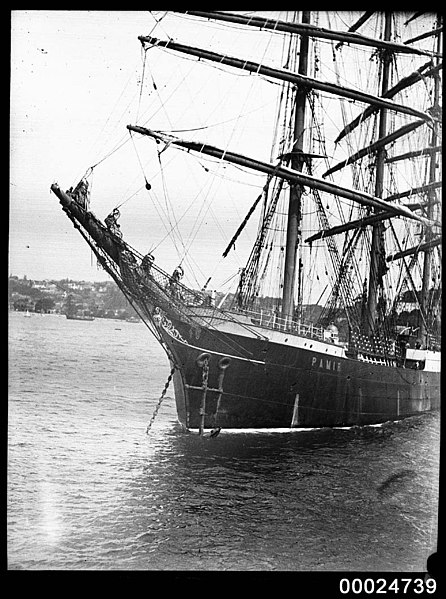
[157,317,440,430]
[49,185,441,431]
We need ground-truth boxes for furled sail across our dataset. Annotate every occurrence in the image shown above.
[127,126,437,227]
[174,10,438,56]
[138,36,433,122]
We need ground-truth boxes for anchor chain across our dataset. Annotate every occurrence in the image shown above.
[146,366,176,434]
[199,356,209,436]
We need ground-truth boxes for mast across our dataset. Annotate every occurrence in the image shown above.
[282,11,310,320]
[419,14,442,348]
[364,13,393,337]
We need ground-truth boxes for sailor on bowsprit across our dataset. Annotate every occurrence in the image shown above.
[105,208,122,238]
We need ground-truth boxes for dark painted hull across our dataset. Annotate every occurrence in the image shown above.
[50,184,441,430]
[157,314,440,430]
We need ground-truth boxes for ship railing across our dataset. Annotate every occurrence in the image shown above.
[237,308,326,341]
[125,255,327,340]
[356,353,389,366]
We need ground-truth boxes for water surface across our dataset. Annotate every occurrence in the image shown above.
[8,311,439,570]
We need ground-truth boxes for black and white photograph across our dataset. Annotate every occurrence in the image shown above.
[9,11,441,578]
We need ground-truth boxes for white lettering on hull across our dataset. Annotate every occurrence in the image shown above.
[311,356,341,371]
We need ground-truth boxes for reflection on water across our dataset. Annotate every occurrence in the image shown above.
[8,312,439,570]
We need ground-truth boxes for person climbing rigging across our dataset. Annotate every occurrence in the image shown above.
[70,179,89,209]
[172,265,184,282]
[169,265,184,298]
[67,179,89,210]
[105,208,122,237]
[141,253,155,275]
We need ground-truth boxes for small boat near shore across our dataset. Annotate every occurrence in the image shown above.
[66,313,95,321]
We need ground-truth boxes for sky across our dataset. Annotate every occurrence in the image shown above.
[10,11,141,282]
[9,9,357,301]
[10,10,437,302]
[9,10,287,289]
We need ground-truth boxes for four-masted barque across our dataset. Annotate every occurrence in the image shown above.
[51,11,441,432]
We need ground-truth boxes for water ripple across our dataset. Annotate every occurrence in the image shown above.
[8,312,439,571]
